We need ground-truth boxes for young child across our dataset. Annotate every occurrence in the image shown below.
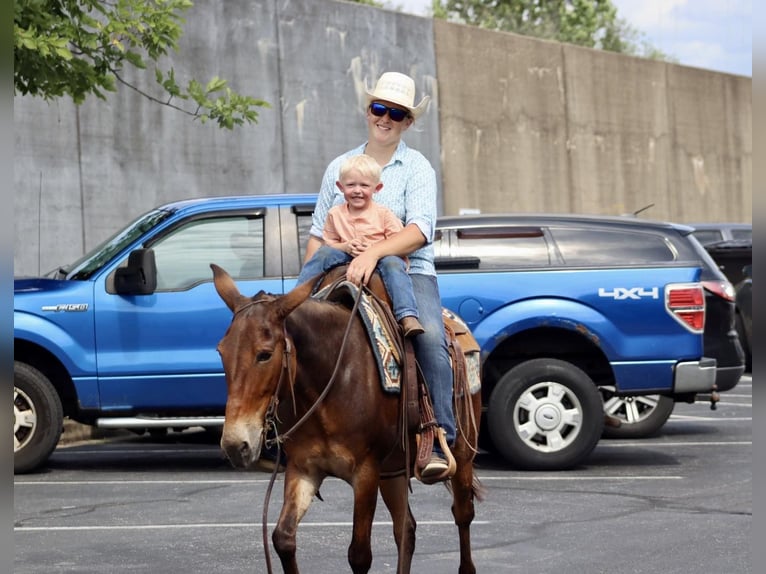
[298,154,425,337]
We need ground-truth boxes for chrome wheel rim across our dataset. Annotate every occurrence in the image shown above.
[513,381,583,453]
[14,386,37,453]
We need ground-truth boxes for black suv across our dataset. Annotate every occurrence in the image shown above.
[691,240,746,392]
[689,222,752,246]
[691,223,751,375]
[734,265,752,372]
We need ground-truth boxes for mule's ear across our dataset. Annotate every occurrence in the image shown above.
[276,277,315,319]
[211,263,248,313]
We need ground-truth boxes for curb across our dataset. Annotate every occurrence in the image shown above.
[58,420,134,446]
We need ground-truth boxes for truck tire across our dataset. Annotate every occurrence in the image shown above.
[487,358,604,470]
[14,362,64,474]
[600,389,674,439]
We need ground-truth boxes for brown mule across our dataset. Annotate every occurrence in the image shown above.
[211,263,484,574]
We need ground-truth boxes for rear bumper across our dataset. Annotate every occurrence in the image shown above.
[674,357,717,393]
[714,364,745,392]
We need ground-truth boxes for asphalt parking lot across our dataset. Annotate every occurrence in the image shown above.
[14,375,752,574]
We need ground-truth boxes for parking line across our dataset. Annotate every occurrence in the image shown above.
[597,440,751,447]
[55,447,223,454]
[15,520,492,532]
[670,415,751,421]
[15,479,275,486]
[475,475,683,481]
[15,474,687,488]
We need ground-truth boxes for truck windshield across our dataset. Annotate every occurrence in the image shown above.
[48,209,174,280]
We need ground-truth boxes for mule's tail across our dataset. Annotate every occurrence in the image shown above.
[444,473,486,503]
[471,475,486,503]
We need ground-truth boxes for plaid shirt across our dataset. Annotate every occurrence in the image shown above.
[310,140,438,276]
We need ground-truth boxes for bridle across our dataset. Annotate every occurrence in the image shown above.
[231,284,365,574]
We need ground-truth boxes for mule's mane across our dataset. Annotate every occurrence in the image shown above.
[287,296,354,336]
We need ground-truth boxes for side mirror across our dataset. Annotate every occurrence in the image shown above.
[742,264,752,278]
[115,248,157,295]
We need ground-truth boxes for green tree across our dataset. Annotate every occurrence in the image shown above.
[14,0,269,129]
[349,0,387,7]
[432,0,674,59]
[601,15,677,61]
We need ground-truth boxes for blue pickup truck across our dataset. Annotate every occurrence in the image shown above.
[15,194,736,473]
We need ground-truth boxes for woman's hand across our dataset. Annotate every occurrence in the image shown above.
[346,249,379,285]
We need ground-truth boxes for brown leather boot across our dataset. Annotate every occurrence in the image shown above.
[400,316,425,337]
[420,454,450,483]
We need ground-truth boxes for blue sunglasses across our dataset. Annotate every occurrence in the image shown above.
[369,102,410,122]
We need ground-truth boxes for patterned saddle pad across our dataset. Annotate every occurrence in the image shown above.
[313,280,481,395]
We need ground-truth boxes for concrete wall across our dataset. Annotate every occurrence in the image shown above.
[14,0,751,277]
[434,20,752,221]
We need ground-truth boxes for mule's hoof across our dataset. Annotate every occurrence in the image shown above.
[419,455,453,484]
[604,414,622,428]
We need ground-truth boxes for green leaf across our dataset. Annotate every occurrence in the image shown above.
[55,47,73,60]
[125,51,146,69]
[204,77,227,94]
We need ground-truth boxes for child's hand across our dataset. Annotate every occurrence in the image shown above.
[348,238,368,257]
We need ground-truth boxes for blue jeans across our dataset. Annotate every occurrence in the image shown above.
[297,245,419,321]
[410,274,456,445]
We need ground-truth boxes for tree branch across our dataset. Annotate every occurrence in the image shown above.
[112,69,196,118]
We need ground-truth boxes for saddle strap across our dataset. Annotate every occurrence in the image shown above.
[445,322,467,395]
[403,340,420,438]
[445,322,481,453]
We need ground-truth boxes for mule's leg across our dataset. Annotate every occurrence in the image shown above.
[347,465,382,574]
[379,475,416,574]
[451,460,476,574]
[273,470,321,574]
[451,447,479,574]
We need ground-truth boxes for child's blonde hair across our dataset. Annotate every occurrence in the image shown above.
[339,154,381,183]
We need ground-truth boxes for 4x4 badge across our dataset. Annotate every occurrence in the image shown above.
[598,287,659,300]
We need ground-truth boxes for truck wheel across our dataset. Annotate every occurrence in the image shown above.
[487,358,603,470]
[600,389,674,439]
[14,362,64,474]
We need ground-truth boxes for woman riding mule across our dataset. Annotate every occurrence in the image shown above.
[211,263,483,574]
[297,72,455,481]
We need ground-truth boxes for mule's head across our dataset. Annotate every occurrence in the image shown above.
[211,263,314,469]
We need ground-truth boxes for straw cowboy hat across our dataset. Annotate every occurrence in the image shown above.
[365,72,430,119]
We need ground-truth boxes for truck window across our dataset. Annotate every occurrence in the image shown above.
[152,216,265,290]
[692,230,724,244]
[453,227,549,269]
[553,228,676,265]
[292,204,316,264]
[731,228,752,241]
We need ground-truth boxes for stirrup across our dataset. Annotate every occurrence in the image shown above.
[414,427,457,484]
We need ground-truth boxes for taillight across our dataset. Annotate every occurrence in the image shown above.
[666,283,705,332]
[701,279,735,302]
